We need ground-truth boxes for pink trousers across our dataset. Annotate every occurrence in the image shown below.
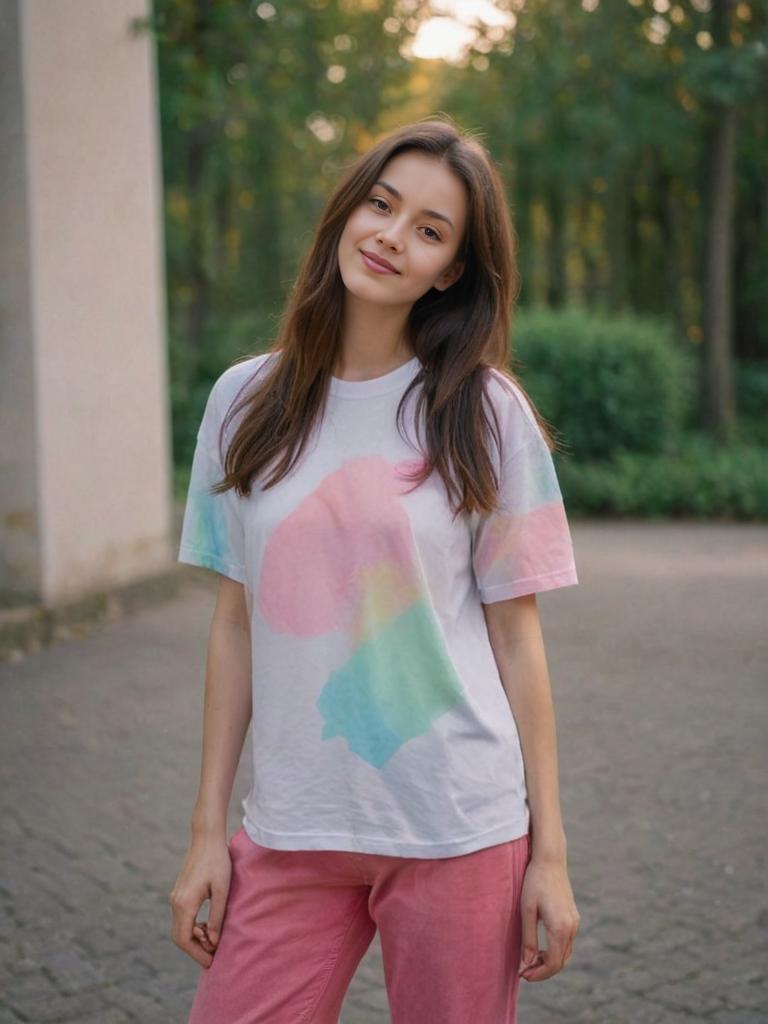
[187,826,532,1024]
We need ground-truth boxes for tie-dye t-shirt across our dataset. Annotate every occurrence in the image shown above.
[178,350,578,858]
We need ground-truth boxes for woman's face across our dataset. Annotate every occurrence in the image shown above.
[337,150,468,308]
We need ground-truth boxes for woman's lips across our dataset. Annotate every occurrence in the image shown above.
[360,249,399,274]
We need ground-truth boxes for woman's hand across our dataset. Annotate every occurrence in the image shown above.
[169,833,233,968]
[517,855,580,982]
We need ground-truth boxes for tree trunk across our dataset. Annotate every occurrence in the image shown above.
[701,0,737,438]
[605,164,629,313]
[186,128,209,362]
[577,194,600,306]
[512,160,534,307]
[184,0,215,365]
[546,184,567,308]
[660,170,685,336]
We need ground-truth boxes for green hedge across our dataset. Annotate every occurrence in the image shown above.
[555,434,768,519]
[511,305,697,459]
[511,306,767,519]
[736,361,768,447]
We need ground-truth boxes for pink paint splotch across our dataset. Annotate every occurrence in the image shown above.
[258,455,427,637]
[473,500,574,583]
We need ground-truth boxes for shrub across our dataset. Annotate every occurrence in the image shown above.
[556,433,768,519]
[511,305,698,460]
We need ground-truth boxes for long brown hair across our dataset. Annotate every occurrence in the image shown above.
[214,114,556,517]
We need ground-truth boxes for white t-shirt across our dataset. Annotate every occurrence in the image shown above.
[178,350,578,858]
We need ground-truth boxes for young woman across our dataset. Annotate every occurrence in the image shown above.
[170,115,580,1024]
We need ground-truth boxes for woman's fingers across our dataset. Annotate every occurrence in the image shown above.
[193,922,217,954]
[518,900,540,973]
[207,883,228,947]
[519,946,558,982]
[520,920,578,982]
[174,917,214,968]
[170,895,214,968]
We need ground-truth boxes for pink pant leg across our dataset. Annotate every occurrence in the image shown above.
[185,826,531,1023]
[365,832,532,1024]
[186,828,376,1024]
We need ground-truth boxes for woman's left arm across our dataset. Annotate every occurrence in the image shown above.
[483,592,581,983]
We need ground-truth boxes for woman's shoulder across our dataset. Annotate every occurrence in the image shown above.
[211,350,279,407]
[200,350,279,448]
[480,364,542,460]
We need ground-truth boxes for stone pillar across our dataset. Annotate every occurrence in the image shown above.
[0,0,172,610]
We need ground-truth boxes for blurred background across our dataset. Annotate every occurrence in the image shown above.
[147,0,768,520]
[1,3,766,1023]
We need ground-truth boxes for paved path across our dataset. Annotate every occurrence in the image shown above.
[1,521,766,1023]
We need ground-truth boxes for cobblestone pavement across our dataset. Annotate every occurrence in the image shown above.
[1,521,766,1023]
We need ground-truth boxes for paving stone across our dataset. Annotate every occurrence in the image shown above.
[0,971,60,1004]
[710,1013,768,1024]
[71,925,131,958]
[37,945,115,992]
[0,1008,24,1024]
[71,1011,133,1024]
[102,987,165,1019]
[5,990,108,1022]
[353,983,392,1013]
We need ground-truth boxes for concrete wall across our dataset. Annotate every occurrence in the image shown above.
[0,0,173,607]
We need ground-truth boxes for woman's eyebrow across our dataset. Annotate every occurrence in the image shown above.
[372,179,454,230]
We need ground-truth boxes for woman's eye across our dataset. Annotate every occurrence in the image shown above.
[368,197,440,241]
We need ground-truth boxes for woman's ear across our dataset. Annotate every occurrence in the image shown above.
[434,259,465,292]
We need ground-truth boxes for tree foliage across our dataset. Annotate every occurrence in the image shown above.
[135,0,768,426]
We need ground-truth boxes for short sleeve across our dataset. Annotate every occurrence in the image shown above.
[471,426,579,603]
[177,378,247,585]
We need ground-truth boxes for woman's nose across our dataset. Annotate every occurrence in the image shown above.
[377,230,403,250]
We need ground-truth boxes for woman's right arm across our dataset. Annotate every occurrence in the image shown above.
[170,575,252,967]
[192,576,253,839]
